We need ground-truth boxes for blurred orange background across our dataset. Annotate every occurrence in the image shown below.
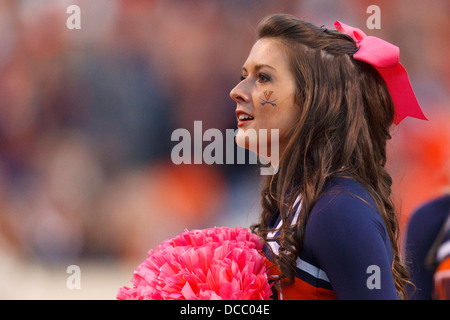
[0,0,448,299]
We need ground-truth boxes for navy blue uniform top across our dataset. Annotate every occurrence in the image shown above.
[404,194,450,299]
[264,176,398,299]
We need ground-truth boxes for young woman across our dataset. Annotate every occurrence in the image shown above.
[230,14,427,299]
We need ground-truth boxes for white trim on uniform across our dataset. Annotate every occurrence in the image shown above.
[266,196,330,284]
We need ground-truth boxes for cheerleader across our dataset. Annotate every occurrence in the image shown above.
[230,14,427,299]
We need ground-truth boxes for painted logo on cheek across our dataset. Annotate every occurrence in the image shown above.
[264,90,273,100]
[260,90,277,107]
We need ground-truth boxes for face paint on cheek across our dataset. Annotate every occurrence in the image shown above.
[260,90,277,107]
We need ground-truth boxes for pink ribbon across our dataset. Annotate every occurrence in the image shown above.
[334,21,427,125]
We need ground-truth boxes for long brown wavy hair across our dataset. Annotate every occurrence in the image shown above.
[250,14,410,299]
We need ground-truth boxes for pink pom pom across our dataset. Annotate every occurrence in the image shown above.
[117,227,273,300]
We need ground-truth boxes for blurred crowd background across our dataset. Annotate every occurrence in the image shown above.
[0,0,449,299]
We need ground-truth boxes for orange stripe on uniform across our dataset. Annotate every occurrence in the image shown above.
[279,277,337,300]
[265,258,337,300]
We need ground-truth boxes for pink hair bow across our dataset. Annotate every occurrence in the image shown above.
[334,21,427,125]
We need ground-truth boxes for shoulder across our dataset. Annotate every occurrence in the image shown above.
[408,194,450,228]
[304,176,390,253]
[301,177,397,299]
[318,176,377,208]
[405,193,450,251]
[308,177,384,233]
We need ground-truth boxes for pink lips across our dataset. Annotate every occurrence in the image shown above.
[236,110,254,127]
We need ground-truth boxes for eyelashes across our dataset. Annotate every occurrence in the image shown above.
[240,72,271,83]
[257,73,270,83]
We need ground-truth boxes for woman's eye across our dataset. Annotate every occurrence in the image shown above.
[257,73,270,83]
[239,73,270,83]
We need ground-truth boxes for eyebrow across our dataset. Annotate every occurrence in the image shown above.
[242,64,276,73]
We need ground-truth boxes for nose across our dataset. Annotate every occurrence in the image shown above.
[230,81,250,104]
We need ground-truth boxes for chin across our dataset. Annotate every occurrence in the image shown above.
[235,126,276,156]
[235,127,258,153]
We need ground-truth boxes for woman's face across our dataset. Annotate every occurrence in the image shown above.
[230,37,301,163]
